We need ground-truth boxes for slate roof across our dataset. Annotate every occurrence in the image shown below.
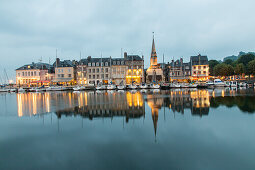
[16,62,52,70]
[190,55,208,65]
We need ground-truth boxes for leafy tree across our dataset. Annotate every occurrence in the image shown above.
[248,59,255,75]
[213,63,233,76]
[226,65,234,76]
[237,54,255,66]
[209,60,220,76]
[235,63,245,75]
[223,59,233,65]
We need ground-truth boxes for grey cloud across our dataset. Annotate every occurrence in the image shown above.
[0,0,255,80]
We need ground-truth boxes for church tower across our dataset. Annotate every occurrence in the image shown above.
[150,33,158,67]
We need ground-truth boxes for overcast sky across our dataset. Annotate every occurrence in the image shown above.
[0,0,255,81]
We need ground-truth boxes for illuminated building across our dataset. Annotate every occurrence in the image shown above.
[124,52,144,85]
[76,59,87,85]
[111,58,127,85]
[16,62,54,86]
[53,58,76,85]
[85,56,112,85]
[167,58,191,82]
[146,34,164,83]
[190,54,209,81]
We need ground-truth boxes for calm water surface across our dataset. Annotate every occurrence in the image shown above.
[0,88,255,170]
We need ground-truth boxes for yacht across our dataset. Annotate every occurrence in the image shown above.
[96,84,107,90]
[107,84,116,90]
[18,88,26,93]
[213,79,225,87]
[9,88,17,92]
[230,81,238,87]
[0,88,9,92]
[29,87,37,92]
[151,84,160,89]
[46,86,63,91]
[73,86,86,91]
[180,83,189,88]
[189,83,198,88]
[206,81,214,88]
[36,87,46,92]
[239,82,247,87]
[140,83,149,89]
[224,81,230,87]
[117,85,126,90]
[172,83,181,88]
[128,84,138,89]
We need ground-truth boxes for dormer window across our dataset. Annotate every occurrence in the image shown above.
[113,61,116,65]
[88,63,91,66]
[92,63,95,66]
[96,62,99,66]
[105,62,108,66]
[117,61,120,65]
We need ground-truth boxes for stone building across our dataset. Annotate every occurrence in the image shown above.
[16,62,54,86]
[53,58,76,85]
[190,54,209,81]
[146,35,164,83]
[124,52,144,85]
[111,58,127,85]
[76,53,144,85]
[167,58,191,82]
[85,56,111,85]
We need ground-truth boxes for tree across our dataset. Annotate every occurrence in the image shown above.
[237,54,255,66]
[235,63,245,75]
[209,60,220,76]
[213,63,233,77]
[226,65,234,76]
[223,59,233,65]
[248,59,255,75]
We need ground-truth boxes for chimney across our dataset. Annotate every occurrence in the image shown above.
[180,58,183,64]
[56,58,60,67]
[124,52,127,59]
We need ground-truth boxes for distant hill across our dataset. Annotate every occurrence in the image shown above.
[223,51,255,62]
[223,55,238,62]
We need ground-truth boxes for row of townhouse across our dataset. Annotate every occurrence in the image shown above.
[163,54,209,82]
[76,52,144,85]
[16,52,145,86]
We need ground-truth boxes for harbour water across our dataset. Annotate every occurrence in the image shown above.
[0,88,255,170]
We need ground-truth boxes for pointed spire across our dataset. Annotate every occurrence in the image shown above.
[150,32,157,66]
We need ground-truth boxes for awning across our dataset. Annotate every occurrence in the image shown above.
[30,80,50,83]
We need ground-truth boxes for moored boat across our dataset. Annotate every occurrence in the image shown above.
[117,85,126,90]
[107,84,117,90]
[127,84,138,89]
[73,86,86,91]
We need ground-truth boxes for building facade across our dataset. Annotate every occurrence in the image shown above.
[16,62,53,86]
[190,55,209,81]
[167,58,191,82]
[53,58,76,85]
[76,53,144,85]
[86,57,111,85]
[124,52,144,85]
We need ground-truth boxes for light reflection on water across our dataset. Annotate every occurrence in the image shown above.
[1,88,255,170]
[13,88,255,118]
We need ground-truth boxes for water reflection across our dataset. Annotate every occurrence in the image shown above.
[16,88,255,119]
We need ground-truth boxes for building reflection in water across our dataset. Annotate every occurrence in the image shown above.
[16,88,255,122]
[17,91,145,123]
[55,91,145,123]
